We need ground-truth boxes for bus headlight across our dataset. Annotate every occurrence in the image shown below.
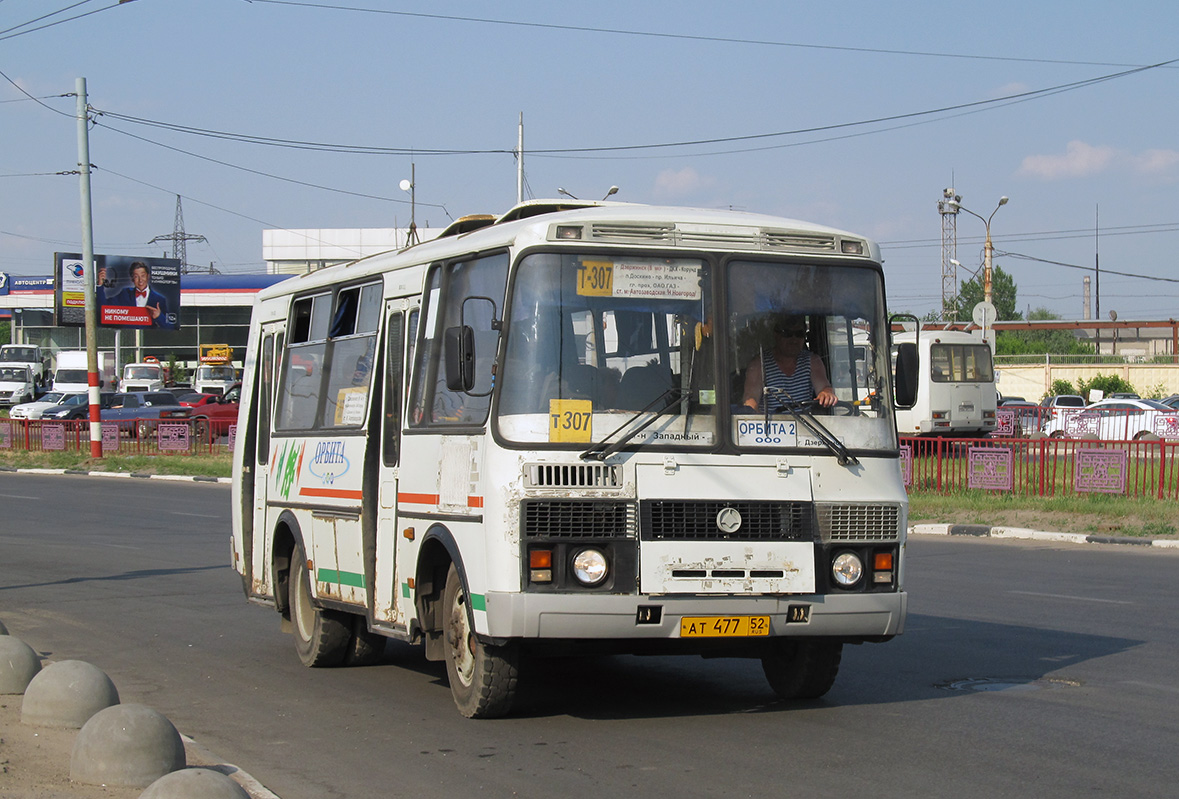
[571,548,608,586]
[831,551,863,588]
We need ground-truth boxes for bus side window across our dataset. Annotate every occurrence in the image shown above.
[382,312,404,467]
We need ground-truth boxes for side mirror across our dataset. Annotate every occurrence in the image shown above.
[894,342,918,409]
[444,325,476,392]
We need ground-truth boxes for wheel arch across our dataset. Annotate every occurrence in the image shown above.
[415,523,466,661]
[271,510,305,618]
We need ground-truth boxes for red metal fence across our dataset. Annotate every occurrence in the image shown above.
[3,417,1175,499]
[0,418,232,457]
[901,436,1179,499]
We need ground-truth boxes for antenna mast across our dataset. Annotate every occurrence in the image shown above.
[938,187,961,320]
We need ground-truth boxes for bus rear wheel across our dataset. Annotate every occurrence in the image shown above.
[289,542,350,667]
[761,639,843,700]
[442,564,518,718]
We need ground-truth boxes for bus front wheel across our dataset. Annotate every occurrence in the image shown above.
[442,564,518,718]
[761,639,843,700]
[289,542,350,667]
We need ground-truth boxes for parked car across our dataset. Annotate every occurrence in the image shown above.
[40,392,116,420]
[175,384,240,440]
[1041,398,1179,441]
[996,399,1043,434]
[1039,394,1085,425]
[1159,395,1179,410]
[9,391,70,420]
[100,391,192,438]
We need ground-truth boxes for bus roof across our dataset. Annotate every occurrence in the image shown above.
[254,200,881,303]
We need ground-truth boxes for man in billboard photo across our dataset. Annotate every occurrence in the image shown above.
[97,260,177,329]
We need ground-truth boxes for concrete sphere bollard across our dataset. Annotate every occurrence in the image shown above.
[0,635,41,694]
[139,768,251,799]
[71,703,186,788]
[22,659,120,728]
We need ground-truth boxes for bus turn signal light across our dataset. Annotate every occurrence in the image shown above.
[530,549,553,583]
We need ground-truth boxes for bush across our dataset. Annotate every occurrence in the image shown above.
[1045,379,1076,400]
[1076,374,1137,400]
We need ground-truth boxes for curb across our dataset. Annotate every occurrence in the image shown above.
[909,523,1179,549]
[0,466,230,484]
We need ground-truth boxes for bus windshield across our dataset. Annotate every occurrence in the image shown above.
[499,252,715,448]
[497,252,896,453]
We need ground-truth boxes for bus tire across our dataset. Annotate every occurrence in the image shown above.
[442,564,518,718]
[289,542,350,667]
[345,617,386,667]
[761,639,843,700]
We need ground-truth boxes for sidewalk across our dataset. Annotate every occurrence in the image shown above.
[0,692,277,798]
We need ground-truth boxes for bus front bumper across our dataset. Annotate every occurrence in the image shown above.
[478,590,906,642]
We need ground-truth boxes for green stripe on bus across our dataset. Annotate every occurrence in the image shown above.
[402,582,411,598]
[470,593,486,612]
[317,568,365,588]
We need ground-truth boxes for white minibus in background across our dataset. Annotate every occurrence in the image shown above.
[892,329,997,437]
[231,200,915,718]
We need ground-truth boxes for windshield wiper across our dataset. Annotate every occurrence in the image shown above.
[764,387,859,467]
[581,387,684,461]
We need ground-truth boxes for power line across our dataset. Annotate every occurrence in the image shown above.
[999,250,1179,284]
[883,222,1179,250]
[92,119,451,212]
[244,1,1176,70]
[87,57,1179,159]
[0,0,136,43]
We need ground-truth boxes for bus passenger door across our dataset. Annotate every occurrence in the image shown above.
[249,326,281,597]
[372,306,408,625]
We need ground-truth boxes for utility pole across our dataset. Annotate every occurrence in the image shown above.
[516,112,524,206]
[76,77,102,458]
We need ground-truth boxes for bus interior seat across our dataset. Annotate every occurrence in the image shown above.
[617,365,672,410]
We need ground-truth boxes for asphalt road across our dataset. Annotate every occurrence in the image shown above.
[2,472,1178,799]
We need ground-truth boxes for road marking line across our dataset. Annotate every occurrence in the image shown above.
[1009,590,1131,605]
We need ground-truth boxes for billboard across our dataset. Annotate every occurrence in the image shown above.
[55,253,182,330]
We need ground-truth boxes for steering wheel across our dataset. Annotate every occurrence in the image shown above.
[826,400,859,417]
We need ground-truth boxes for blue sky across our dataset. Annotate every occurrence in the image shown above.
[2,0,1177,320]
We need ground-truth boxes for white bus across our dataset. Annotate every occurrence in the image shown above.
[231,200,914,718]
[892,329,997,437]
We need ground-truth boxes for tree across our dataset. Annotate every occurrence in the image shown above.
[996,307,1096,357]
[951,264,1020,322]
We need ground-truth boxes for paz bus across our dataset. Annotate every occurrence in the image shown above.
[891,329,997,437]
[231,200,915,718]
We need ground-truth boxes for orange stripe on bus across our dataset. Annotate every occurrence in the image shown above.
[399,492,440,505]
[299,487,363,500]
[397,493,484,508]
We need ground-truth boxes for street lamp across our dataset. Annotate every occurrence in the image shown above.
[949,196,1009,305]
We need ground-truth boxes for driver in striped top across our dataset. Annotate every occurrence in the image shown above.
[742,314,837,412]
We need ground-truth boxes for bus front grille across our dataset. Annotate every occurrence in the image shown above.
[525,463,622,489]
[816,503,902,542]
[639,500,814,542]
[522,500,635,538]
